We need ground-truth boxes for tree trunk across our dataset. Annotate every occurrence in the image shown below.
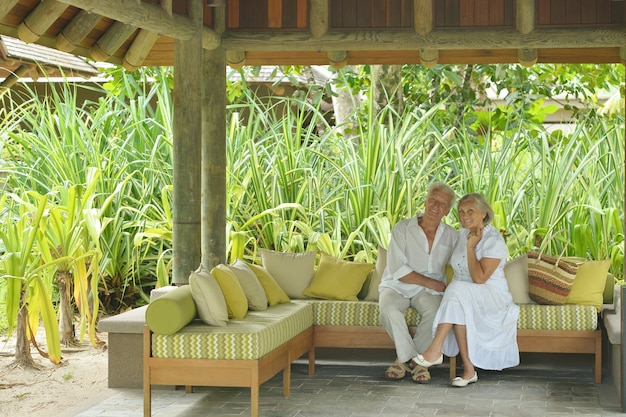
[371,65,404,115]
[14,292,36,367]
[56,270,76,345]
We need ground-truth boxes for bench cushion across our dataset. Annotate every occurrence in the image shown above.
[302,300,420,327]
[302,300,598,331]
[518,304,598,331]
[151,301,313,360]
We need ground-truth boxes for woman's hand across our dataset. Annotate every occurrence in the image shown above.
[467,226,483,249]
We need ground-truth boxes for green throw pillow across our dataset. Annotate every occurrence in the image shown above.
[145,285,197,335]
[246,262,291,306]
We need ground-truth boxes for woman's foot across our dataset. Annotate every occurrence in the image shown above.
[412,353,443,368]
[451,372,478,387]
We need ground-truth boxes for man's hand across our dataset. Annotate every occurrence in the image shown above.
[427,278,447,293]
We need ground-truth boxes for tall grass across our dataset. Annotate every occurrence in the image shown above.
[0,68,622,344]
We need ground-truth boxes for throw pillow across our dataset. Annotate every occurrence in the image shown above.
[504,254,532,304]
[527,251,578,305]
[145,285,197,334]
[229,259,268,310]
[259,249,316,299]
[302,252,374,301]
[246,262,291,306]
[365,247,386,301]
[566,259,612,312]
[210,264,248,319]
[188,265,228,326]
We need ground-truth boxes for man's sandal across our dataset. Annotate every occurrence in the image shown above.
[411,364,431,384]
[384,360,413,380]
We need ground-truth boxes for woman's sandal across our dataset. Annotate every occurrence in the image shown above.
[410,364,431,384]
[384,360,413,380]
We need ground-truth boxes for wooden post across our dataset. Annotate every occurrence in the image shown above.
[310,0,328,39]
[172,0,203,284]
[201,45,227,269]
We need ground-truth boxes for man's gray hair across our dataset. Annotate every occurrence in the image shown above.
[427,181,456,209]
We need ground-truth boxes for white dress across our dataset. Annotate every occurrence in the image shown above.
[433,224,520,370]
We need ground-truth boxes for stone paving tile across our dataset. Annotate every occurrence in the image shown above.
[69,357,624,417]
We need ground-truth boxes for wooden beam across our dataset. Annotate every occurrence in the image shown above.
[327,50,347,69]
[56,9,102,52]
[419,49,438,67]
[123,29,160,71]
[0,0,20,21]
[310,0,328,38]
[0,64,33,91]
[621,46,625,65]
[57,0,220,49]
[0,22,123,65]
[220,27,626,51]
[414,0,433,36]
[225,49,246,68]
[518,48,538,66]
[91,21,136,61]
[17,0,67,43]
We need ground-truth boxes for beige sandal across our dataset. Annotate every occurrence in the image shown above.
[384,360,413,380]
[411,364,431,384]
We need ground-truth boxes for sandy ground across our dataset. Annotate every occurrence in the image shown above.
[0,328,109,417]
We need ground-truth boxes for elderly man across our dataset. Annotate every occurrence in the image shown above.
[378,181,458,384]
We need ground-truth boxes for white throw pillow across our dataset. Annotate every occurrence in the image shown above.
[365,247,387,301]
[188,265,229,326]
[504,254,532,304]
[259,249,316,299]
[229,259,268,310]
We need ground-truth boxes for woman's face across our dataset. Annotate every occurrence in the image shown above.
[458,200,486,230]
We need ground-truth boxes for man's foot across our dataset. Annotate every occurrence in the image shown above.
[384,360,413,380]
[410,365,431,384]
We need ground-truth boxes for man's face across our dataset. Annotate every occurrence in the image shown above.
[424,190,451,222]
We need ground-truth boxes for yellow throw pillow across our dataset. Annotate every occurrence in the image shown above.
[566,259,612,312]
[246,262,290,306]
[210,264,248,319]
[302,252,374,301]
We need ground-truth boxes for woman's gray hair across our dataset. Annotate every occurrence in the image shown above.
[427,181,456,209]
[459,193,494,225]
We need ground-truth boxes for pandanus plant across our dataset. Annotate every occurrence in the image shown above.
[0,192,71,367]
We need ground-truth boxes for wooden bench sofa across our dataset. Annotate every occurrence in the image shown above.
[102,251,612,417]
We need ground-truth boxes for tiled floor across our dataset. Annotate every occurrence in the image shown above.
[60,353,624,417]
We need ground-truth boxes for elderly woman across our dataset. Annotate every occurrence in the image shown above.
[412,193,520,387]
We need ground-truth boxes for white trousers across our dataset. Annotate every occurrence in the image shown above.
[379,287,442,363]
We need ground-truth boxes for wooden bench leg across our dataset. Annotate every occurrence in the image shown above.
[251,384,260,417]
[308,347,316,376]
[449,356,457,379]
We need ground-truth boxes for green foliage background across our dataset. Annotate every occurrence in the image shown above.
[0,63,623,340]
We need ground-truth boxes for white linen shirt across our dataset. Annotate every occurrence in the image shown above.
[378,214,458,298]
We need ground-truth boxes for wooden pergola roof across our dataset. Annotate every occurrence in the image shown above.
[0,0,623,69]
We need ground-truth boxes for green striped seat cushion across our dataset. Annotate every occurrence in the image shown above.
[518,303,598,331]
[301,300,597,331]
[152,301,313,360]
[300,300,420,327]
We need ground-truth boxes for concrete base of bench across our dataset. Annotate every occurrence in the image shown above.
[98,305,148,388]
[603,310,621,397]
